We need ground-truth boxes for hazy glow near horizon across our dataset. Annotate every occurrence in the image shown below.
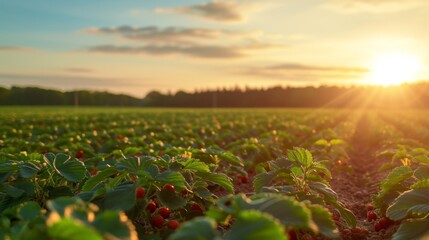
[370,54,423,86]
[0,0,429,97]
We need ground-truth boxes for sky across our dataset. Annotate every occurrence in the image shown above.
[1,0,429,97]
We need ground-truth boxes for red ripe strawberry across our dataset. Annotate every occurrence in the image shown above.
[167,220,180,230]
[288,230,297,240]
[76,150,84,158]
[151,215,164,228]
[181,189,189,196]
[90,169,98,176]
[162,184,175,192]
[147,201,157,213]
[367,204,374,211]
[190,203,203,212]
[239,175,249,184]
[375,217,392,231]
[333,214,340,221]
[135,187,146,199]
[374,222,383,232]
[351,228,368,234]
[367,212,377,221]
[158,207,171,218]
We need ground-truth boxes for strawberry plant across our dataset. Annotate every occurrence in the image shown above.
[373,146,429,239]
[170,193,339,239]
[253,148,356,228]
[0,197,137,239]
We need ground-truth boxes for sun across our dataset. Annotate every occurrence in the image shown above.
[370,53,423,86]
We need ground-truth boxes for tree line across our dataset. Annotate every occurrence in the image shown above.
[1,82,429,108]
[0,86,141,106]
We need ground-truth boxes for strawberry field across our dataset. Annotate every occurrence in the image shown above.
[1,107,428,240]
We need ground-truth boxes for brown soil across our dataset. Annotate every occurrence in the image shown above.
[330,115,398,240]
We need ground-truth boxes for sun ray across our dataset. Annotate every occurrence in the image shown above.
[370,53,423,86]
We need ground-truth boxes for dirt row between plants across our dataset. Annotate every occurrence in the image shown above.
[330,116,398,240]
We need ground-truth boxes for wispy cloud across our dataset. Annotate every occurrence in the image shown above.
[63,68,94,73]
[84,25,283,59]
[238,63,369,81]
[85,26,250,43]
[0,46,34,52]
[155,0,252,23]
[87,42,278,59]
[327,0,428,13]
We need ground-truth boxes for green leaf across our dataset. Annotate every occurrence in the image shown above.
[309,182,337,201]
[116,156,155,174]
[1,184,25,198]
[307,204,339,238]
[312,162,332,179]
[392,217,429,240]
[288,148,313,168]
[102,183,135,211]
[412,155,429,164]
[225,210,287,240]
[48,186,73,199]
[290,166,303,178]
[169,217,218,240]
[196,172,233,193]
[314,139,329,147]
[0,162,20,173]
[387,188,429,221]
[236,194,316,231]
[378,162,396,172]
[143,164,160,178]
[392,150,409,162]
[92,211,137,240]
[156,188,187,210]
[19,162,40,178]
[253,171,276,193]
[194,187,212,199]
[82,168,117,192]
[53,153,87,182]
[411,179,429,189]
[0,172,11,183]
[182,159,210,172]
[123,147,143,155]
[253,171,276,192]
[331,201,356,228]
[414,166,429,180]
[156,171,186,190]
[43,153,56,169]
[48,218,103,240]
[47,197,83,216]
[18,201,42,221]
[261,185,295,194]
[381,166,413,193]
[218,152,243,167]
[11,182,35,196]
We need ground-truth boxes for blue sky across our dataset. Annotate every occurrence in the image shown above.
[1,0,429,97]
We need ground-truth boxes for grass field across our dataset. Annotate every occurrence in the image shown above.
[1,107,429,240]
